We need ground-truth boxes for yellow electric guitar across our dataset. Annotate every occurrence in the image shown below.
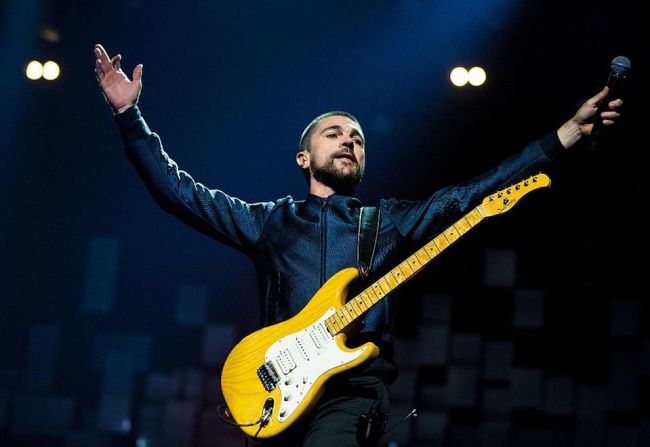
[220,173,551,439]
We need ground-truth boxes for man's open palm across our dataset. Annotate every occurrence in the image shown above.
[94,44,143,113]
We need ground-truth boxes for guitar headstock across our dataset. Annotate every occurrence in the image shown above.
[478,173,551,217]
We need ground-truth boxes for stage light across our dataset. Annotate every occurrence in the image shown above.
[26,60,43,80]
[468,66,486,86]
[43,61,60,80]
[450,67,469,87]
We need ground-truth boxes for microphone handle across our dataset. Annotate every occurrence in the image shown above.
[589,73,627,150]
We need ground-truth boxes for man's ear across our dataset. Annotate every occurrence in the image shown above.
[296,149,310,169]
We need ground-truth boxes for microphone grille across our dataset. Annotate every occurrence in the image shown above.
[611,56,631,74]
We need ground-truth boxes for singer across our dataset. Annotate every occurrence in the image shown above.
[94,43,624,447]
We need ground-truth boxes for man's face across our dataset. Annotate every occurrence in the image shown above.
[298,115,366,191]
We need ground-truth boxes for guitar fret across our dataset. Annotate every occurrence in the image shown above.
[340,308,352,322]
[391,268,405,284]
[442,229,456,243]
[424,242,439,258]
[407,255,422,271]
[353,297,365,313]
[346,303,357,319]
[434,235,449,251]
[415,248,430,265]
[465,208,483,227]
[385,272,399,289]
[399,263,414,277]
[361,292,374,308]
[366,287,380,302]
[379,278,391,294]
[454,217,472,235]
[372,284,385,298]
[350,299,362,315]
[328,317,340,333]
[336,311,348,325]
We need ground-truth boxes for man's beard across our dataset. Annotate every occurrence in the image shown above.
[311,157,363,191]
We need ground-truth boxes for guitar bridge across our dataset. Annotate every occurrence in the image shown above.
[257,362,280,392]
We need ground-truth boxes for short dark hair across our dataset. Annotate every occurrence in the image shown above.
[299,110,361,151]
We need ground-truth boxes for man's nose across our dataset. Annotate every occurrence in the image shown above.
[340,138,354,150]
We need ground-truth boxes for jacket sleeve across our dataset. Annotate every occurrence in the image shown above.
[383,132,565,245]
[114,105,274,254]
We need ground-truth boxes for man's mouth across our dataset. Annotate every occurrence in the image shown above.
[333,152,356,163]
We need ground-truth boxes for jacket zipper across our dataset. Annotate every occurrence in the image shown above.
[320,198,328,285]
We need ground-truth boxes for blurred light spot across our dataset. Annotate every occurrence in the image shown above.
[450,67,469,87]
[120,418,131,432]
[468,66,487,86]
[26,61,43,80]
[136,437,147,447]
[43,61,60,80]
[41,27,61,43]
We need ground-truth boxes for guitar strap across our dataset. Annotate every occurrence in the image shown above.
[357,206,380,278]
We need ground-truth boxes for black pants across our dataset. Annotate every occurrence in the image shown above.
[258,375,390,447]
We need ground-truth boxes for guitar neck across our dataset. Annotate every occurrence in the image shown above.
[325,206,486,335]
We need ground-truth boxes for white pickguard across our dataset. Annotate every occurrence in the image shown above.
[264,308,368,422]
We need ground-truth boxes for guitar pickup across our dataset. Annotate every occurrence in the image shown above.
[257,362,280,392]
[276,350,297,374]
[309,323,330,349]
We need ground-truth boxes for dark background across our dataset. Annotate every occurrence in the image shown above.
[0,0,646,446]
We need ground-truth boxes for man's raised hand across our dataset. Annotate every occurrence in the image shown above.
[94,44,143,114]
[557,86,624,149]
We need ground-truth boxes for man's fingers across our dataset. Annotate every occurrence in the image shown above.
[94,44,110,62]
[94,44,113,71]
[95,59,106,80]
[110,54,122,70]
[608,98,624,109]
[587,86,609,105]
[601,110,620,119]
[133,64,143,83]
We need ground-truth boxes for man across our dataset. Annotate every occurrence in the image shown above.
[94,43,622,446]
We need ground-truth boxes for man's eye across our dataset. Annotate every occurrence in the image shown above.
[355,139,363,145]
[326,134,337,138]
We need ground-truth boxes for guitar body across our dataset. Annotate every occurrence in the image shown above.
[221,267,380,439]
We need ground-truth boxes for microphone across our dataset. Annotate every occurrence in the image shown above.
[589,56,631,150]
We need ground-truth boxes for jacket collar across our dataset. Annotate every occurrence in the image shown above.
[301,193,363,223]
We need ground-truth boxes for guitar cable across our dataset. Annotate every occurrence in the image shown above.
[216,404,266,428]
[385,408,418,433]
[217,401,273,444]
